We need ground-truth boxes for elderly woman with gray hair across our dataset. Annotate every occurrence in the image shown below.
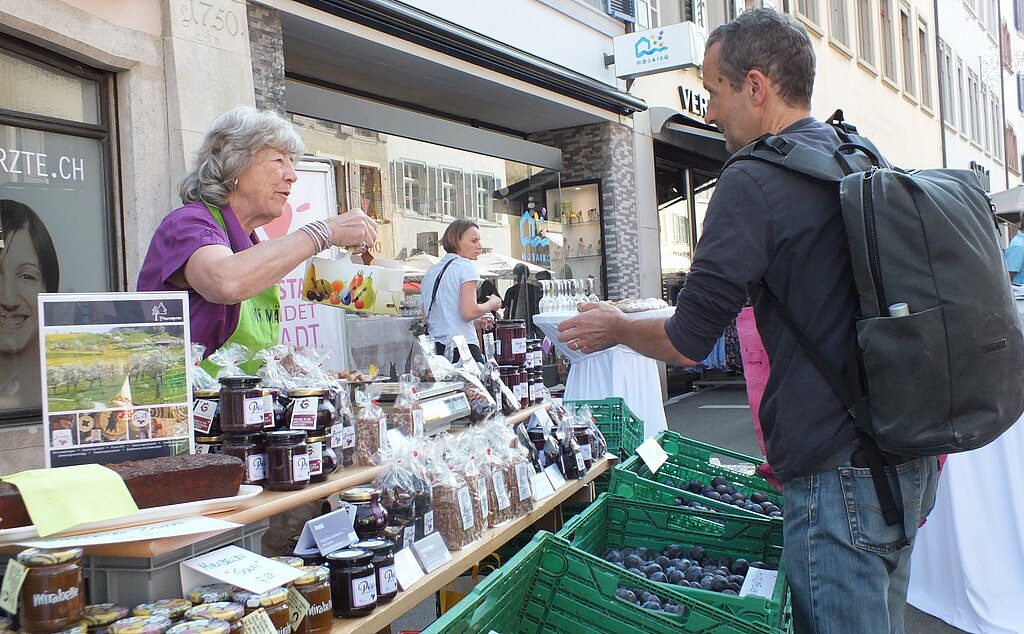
[138,106,376,372]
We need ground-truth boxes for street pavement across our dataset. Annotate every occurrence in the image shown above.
[665,383,965,634]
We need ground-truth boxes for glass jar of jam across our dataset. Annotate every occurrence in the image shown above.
[326,550,377,618]
[350,539,397,605]
[291,567,332,634]
[495,319,527,365]
[340,486,389,540]
[17,547,85,633]
[194,435,223,455]
[108,615,172,634]
[84,603,130,634]
[572,424,593,470]
[186,584,236,606]
[231,588,288,634]
[134,599,192,620]
[166,619,231,634]
[306,434,339,483]
[218,376,264,433]
[269,556,304,568]
[285,388,336,434]
[221,433,266,485]
[191,389,221,437]
[528,339,542,369]
[517,368,529,408]
[530,369,544,405]
[264,430,310,491]
[498,366,520,402]
[264,388,285,430]
[183,603,244,633]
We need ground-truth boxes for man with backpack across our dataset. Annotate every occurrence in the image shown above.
[559,9,944,632]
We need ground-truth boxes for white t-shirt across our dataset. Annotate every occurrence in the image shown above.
[420,253,481,345]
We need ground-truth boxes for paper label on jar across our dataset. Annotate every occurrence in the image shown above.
[581,442,592,462]
[379,564,398,595]
[342,425,356,449]
[512,337,527,354]
[413,409,424,436]
[477,476,489,519]
[575,449,585,473]
[514,382,527,401]
[292,453,310,482]
[403,524,417,549]
[529,382,541,401]
[192,399,217,433]
[424,510,434,535]
[494,339,501,359]
[263,394,276,428]
[492,472,511,510]
[244,396,267,426]
[241,607,277,634]
[307,441,323,476]
[330,423,344,449]
[351,574,378,608]
[247,453,267,482]
[287,586,310,632]
[0,558,27,614]
[456,485,475,530]
[195,443,215,455]
[516,462,533,501]
[290,396,318,430]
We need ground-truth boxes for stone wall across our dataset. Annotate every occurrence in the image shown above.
[247,2,286,113]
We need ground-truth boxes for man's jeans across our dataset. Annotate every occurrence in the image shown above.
[783,456,939,634]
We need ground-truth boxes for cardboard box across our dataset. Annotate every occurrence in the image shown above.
[302,253,405,315]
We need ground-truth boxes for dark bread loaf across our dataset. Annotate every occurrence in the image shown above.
[0,454,244,529]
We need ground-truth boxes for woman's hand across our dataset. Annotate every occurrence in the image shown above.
[483,294,502,312]
[474,313,495,332]
[326,209,378,249]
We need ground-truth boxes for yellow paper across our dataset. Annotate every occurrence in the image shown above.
[1,464,139,537]
[0,558,28,613]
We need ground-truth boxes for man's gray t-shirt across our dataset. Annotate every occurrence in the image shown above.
[665,117,860,482]
[421,253,481,346]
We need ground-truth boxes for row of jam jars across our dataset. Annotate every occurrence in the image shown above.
[324,538,397,619]
[498,366,528,408]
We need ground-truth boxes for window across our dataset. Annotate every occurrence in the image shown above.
[899,5,915,97]
[636,0,660,28]
[1015,0,1024,34]
[798,0,820,24]
[856,0,876,65]
[707,0,736,32]
[968,70,981,144]
[474,173,495,222]
[1003,22,1013,73]
[358,165,384,220]
[1018,72,1024,113]
[831,0,850,46]
[880,0,898,82]
[672,214,689,244]
[402,161,427,214]
[917,22,932,108]
[1008,125,1020,175]
[992,96,1003,159]
[440,168,462,217]
[957,58,967,133]
[938,41,955,125]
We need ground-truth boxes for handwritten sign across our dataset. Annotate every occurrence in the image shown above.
[295,506,358,555]
[739,567,778,599]
[180,545,303,595]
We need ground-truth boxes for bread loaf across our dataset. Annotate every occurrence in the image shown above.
[0,454,244,529]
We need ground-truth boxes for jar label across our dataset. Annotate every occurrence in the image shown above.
[308,441,323,476]
[512,337,527,354]
[287,586,310,632]
[330,423,344,449]
[516,463,533,501]
[580,442,592,462]
[413,409,424,436]
[456,486,474,530]
[342,425,356,449]
[247,453,267,482]
[244,396,266,426]
[379,565,398,595]
[529,382,541,401]
[403,524,416,549]
[192,399,216,433]
[0,558,27,614]
[575,450,585,473]
[477,476,489,519]
[351,574,378,608]
[292,453,310,482]
[494,340,501,358]
[492,472,511,510]
[513,382,527,400]
[424,510,434,535]
[263,394,276,428]
[290,397,319,430]
[196,443,216,455]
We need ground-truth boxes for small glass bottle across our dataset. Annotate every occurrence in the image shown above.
[186,583,237,606]
[326,550,377,618]
[291,566,332,634]
[17,547,85,634]
[306,434,339,483]
[350,539,397,605]
[221,433,266,485]
[264,430,310,491]
[517,368,529,408]
[340,486,389,540]
[218,376,264,433]
[191,389,221,437]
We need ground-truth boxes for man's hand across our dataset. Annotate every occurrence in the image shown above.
[556,302,625,354]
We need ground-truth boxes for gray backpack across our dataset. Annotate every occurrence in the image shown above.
[727,113,1023,464]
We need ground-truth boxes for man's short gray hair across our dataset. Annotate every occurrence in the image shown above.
[180,106,304,207]
[705,8,815,109]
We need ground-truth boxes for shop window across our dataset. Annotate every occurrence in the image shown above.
[939,42,955,126]
[1016,0,1024,34]
[0,40,116,424]
[636,0,660,28]
[917,21,932,109]
[899,5,915,98]
[474,174,496,222]
[402,161,427,215]
[879,0,898,83]
[856,0,876,66]
[830,0,850,47]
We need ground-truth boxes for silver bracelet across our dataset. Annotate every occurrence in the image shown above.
[299,223,329,252]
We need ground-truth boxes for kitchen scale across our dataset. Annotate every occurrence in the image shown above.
[376,381,471,435]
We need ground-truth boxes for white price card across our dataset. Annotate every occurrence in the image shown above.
[18,517,240,548]
[295,506,358,556]
[531,408,553,430]
[394,545,426,591]
[739,567,778,599]
[411,531,452,573]
[543,464,567,490]
[0,558,28,613]
[636,436,669,474]
[531,471,555,501]
[180,545,303,595]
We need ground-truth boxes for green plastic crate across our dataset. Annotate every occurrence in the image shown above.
[653,430,780,495]
[610,455,784,522]
[557,494,787,631]
[424,531,783,634]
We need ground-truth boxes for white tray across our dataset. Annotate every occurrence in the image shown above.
[534,307,676,362]
[0,484,262,544]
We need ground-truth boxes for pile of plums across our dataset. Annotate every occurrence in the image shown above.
[659,474,783,518]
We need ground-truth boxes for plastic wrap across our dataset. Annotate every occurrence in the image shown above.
[190,343,218,389]
[354,385,388,466]
[206,342,251,378]
[429,464,476,550]
[390,374,422,437]
[456,367,498,424]
[410,335,456,383]
[371,441,426,550]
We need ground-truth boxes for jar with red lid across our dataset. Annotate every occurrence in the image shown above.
[495,320,527,365]
[218,376,264,433]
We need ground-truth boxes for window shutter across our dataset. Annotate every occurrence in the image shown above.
[345,162,361,214]
[465,174,477,218]
[605,0,637,22]
[379,166,392,220]
[455,171,465,218]
[390,161,401,211]
[427,166,439,218]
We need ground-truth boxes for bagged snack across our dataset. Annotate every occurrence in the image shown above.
[481,359,521,415]
[506,442,536,518]
[372,442,425,549]
[390,374,422,437]
[456,366,497,424]
[408,446,435,541]
[483,446,514,527]
[410,335,456,383]
[576,403,608,461]
[190,343,218,390]
[254,345,297,392]
[206,342,250,378]
[453,452,487,542]
[429,464,476,550]
[354,385,388,466]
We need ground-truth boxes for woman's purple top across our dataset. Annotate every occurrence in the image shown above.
[136,200,261,356]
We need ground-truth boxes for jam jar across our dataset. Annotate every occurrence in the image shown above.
[269,556,304,568]
[264,388,285,430]
[166,620,231,634]
[291,567,332,634]
[495,319,527,365]
[183,603,244,633]
[326,550,377,618]
[264,430,310,491]
[134,599,192,620]
[218,376,264,433]
[221,433,266,485]
[107,616,172,634]
[186,584,236,606]
[340,486,389,540]
[231,588,288,634]
[84,604,130,634]
[517,368,529,408]
[306,434,339,483]
[350,539,397,605]
[528,339,542,369]
[17,547,85,633]
[285,388,336,434]
[572,424,594,470]
[530,369,544,405]
[191,389,221,436]
[498,366,520,401]
[194,435,223,455]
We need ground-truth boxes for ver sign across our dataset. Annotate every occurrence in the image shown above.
[612,21,706,79]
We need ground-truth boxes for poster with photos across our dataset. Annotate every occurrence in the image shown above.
[38,292,193,468]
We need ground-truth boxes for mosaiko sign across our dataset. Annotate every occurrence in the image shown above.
[611,21,706,79]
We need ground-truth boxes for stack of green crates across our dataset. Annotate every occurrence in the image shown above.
[610,431,784,522]
[424,531,783,634]
[557,493,788,632]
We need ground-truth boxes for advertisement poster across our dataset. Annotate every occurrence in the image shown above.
[38,292,193,468]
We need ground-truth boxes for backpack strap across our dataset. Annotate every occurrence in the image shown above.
[427,257,457,315]
[724,134,877,182]
[826,109,892,169]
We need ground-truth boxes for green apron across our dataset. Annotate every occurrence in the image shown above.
[199,203,281,376]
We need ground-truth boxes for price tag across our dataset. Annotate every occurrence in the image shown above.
[403,524,417,550]
[289,397,318,430]
[411,531,452,573]
[636,437,669,474]
[244,396,266,426]
[342,425,356,449]
[544,464,566,490]
[413,409,424,436]
[511,337,527,354]
[0,558,28,613]
[295,506,358,556]
[241,608,277,634]
[307,440,323,477]
[292,454,310,482]
[456,486,475,530]
[492,472,511,510]
[580,442,592,462]
[394,545,426,590]
[531,471,555,501]
[263,393,275,428]
[423,510,434,535]
[477,476,489,520]
[739,567,778,599]
[287,586,310,632]
[192,399,216,433]
[531,408,553,430]
[180,545,303,595]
